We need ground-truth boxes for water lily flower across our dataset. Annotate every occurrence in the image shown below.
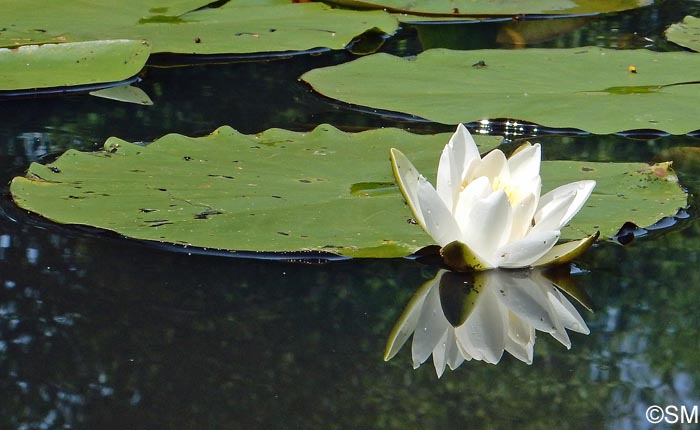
[384,269,590,377]
[391,124,597,271]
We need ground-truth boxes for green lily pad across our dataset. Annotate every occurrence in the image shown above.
[666,16,700,52]
[0,1,398,55]
[302,47,700,134]
[0,40,150,91]
[325,0,652,17]
[10,126,685,258]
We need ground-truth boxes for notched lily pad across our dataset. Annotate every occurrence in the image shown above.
[10,126,686,258]
[301,47,700,134]
[11,126,500,258]
[0,1,398,55]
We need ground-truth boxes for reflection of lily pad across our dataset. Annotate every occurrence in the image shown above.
[0,1,398,55]
[10,126,685,258]
[89,84,154,106]
[666,16,700,52]
[414,17,591,49]
[302,47,700,134]
[0,40,150,91]
[325,0,652,17]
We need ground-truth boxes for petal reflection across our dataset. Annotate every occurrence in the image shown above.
[385,267,592,377]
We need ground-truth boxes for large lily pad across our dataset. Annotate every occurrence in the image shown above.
[326,0,652,17]
[302,47,700,134]
[0,40,150,91]
[666,16,700,52]
[10,126,685,258]
[0,1,398,55]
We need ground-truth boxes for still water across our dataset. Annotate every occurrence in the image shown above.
[2,1,700,429]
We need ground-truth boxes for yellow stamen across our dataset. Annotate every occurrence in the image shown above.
[492,175,523,205]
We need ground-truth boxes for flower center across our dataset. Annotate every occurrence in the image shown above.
[459,174,525,206]
[492,175,523,205]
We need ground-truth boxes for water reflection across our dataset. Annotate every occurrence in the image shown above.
[0,204,698,428]
[385,267,591,377]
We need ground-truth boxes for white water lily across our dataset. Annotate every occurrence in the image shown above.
[391,124,597,271]
[384,269,591,377]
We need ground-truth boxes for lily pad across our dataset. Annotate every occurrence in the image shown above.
[302,47,700,134]
[10,126,685,258]
[666,16,700,52]
[0,40,150,91]
[0,1,398,55]
[325,0,652,17]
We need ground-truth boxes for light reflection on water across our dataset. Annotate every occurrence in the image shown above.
[2,1,700,428]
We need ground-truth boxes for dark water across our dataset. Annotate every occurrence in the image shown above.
[2,1,700,429]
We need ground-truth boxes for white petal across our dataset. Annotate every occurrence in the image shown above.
[455,331,477,361]
[463,190,513,262]
[537,180,596,229]
[505,313,535,364]
[509,192,537,241]
[453,123,482,162]
[453,176,491,229]
[548,314,572,349]
[547,288,590,335]
[506,336,534,365]
[384,273,438,361]
[507,312,534,348]
[530,191,576,235]
[495,230,561,268]
[437,124,482,211]
[432,330,449,378]
[533,283,572,348]
[390,148,425,226]
[416,176,462,247]
[508,142,541,182]
[411,284,449,368]
[458,285,506,365]
[445,329,465,370]
[436,147,459,212]
[493,270,559,332]
[455,326,482,362]
[473,148,509,182]
[516,175,542,207]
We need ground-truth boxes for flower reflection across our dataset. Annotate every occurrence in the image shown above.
[385,268,591,377]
